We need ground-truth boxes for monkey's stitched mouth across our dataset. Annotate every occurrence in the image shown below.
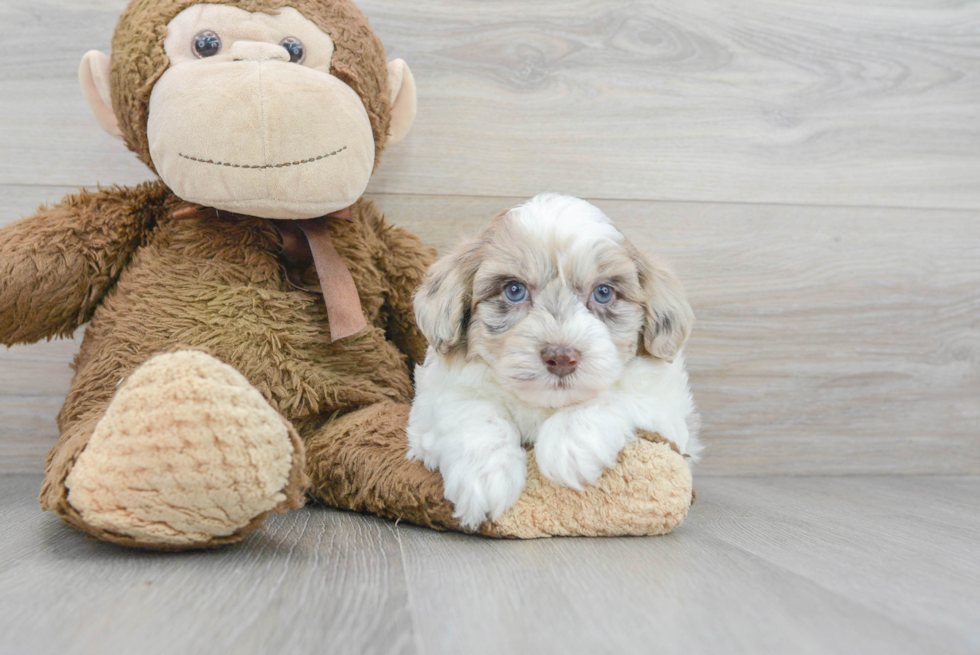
[178,146,348,170]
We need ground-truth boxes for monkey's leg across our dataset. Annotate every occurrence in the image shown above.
[304,402,693,537]
[304,402,460,531]
[40,351,307,550]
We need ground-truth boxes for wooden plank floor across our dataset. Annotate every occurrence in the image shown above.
[2,474,978,655]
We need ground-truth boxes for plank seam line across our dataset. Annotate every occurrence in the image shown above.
[394,525,428,655]
[1,184,978,214]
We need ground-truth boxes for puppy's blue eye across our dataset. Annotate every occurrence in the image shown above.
[504,282,528,304]
[592,284,614,305]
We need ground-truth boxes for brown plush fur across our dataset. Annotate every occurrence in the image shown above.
[1,0,694,549]
[1,180,447,547]
[0,180,436,545]
[305,401,459,529]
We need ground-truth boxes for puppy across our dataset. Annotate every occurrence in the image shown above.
[407,194,700,530]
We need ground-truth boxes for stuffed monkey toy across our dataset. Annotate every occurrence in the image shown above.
[0,0,693,549]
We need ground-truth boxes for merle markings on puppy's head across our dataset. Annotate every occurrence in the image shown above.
[414,194,694,408]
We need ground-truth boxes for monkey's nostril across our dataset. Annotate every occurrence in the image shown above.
[541,346,581,378]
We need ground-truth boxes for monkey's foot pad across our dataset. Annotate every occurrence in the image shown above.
[65,350,302,548]
[484,437,693,538]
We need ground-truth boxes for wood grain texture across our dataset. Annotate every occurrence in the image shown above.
[0,0,978,208]
[7,474,977,655]
[2,188,978,475]
[0,475,417,655]
[691,476,980,653]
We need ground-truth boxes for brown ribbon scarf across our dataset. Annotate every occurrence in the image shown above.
[172,204,367,342]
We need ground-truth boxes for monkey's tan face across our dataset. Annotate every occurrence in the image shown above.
[140,5,372,219]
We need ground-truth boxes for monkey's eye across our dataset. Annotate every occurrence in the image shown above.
[503,281,529,304]
[279,37,306,64]
[192,31,222,58]
[592,284,615,305]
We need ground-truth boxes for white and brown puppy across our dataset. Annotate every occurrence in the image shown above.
[407,194,700,529]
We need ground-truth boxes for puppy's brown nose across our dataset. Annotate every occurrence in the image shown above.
[541,346,580,378]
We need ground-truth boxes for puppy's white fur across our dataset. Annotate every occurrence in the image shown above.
[408,194,700,530]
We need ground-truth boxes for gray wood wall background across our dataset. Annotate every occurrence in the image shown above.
[1,0,977,476]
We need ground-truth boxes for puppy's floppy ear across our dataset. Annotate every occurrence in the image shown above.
[632,246,694,362]
[414,238,483,354]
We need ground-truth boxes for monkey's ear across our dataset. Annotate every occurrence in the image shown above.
[386,59,416,145]
[633,248,694,362]
[413,240,481,355]
[79,51,122,140]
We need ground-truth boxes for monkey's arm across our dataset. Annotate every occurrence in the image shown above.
[373,216,437,368]
[0,183,165,346]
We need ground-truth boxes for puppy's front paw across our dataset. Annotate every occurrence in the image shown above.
[535,411,633,490]
[441,446,527,531]
[405,437,440,472]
